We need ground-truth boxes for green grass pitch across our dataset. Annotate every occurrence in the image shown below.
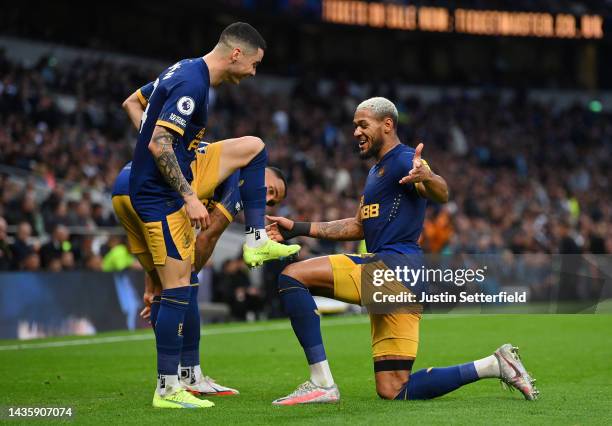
[1,314,611,425]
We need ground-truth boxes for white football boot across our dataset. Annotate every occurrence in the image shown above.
[180,367,239,396]
[272,381,340,406]
[494,343,540,400]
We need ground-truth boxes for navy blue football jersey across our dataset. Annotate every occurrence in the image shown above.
[136,81,154,108]
[360,144,427,254]
[129,58,210,222]
[113,161,242,220]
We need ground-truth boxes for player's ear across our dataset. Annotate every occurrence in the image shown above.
[231,47,241,63]
[383,117,394,134]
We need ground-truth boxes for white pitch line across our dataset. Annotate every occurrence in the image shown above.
[0,316,370,352]
[0,314,480,352]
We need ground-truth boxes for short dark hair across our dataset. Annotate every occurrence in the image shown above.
[219,22,266,52]
[267,166,288,199]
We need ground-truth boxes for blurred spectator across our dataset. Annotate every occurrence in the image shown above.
[0,216,12,270]
[102,235,135,272]
[214,258,263,321]
[10,221,35,268]
[20,248,41,271]
[4,192,43,236]
[420,206,453,253]
[0,51,610,274]
[39,224,72,269]
[85,254,104,271]
[91,203,115,227]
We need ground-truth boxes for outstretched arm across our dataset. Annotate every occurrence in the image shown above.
[266,204,363,242]
[399,142,449,204]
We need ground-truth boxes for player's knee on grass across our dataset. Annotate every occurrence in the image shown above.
[375,371,409,400]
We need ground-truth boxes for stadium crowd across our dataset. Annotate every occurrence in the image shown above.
[0,51,610,280]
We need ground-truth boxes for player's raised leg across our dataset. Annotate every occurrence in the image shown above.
[214,136,300,267]
[379,344,539,401]
[272,257,340,406]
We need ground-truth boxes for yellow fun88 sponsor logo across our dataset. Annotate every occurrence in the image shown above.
[361,203,379,219]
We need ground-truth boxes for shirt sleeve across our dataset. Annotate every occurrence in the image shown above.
[211,172,242,222]
[136,81,155,107]
[155,80,201,136]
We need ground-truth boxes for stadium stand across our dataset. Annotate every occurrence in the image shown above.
[1,48,610,271]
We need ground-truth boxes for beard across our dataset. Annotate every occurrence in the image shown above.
[359,137,384,159]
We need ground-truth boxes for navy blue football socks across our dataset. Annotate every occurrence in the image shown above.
[395,363,480,400]
[180,272,200,368]
[150,295,161,331]
[278,274,327,365]
[156,286,191,375]
[239,147,267,230]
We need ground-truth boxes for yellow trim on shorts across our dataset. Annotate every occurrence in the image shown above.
[156,120,184,136]
[214,203,233,222]
[160,297,189,305]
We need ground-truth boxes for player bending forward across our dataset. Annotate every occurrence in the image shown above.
[125,22,297,409]
[113,155,290,400]
[266,97,539,405]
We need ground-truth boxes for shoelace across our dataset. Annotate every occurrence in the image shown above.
[170,389,197,402]
[287,382,314,397]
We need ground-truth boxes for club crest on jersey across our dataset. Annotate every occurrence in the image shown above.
[377,166,385,177]
[197,141,209,153]
[183,231,192,249]
[177,96,195,115]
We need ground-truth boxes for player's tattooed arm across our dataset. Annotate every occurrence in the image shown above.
[148,125,194,198]
[311,204,364,241]
[266,206,363,242]
[311,218,364,241]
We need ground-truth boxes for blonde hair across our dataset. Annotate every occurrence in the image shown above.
[356,97,398,126]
